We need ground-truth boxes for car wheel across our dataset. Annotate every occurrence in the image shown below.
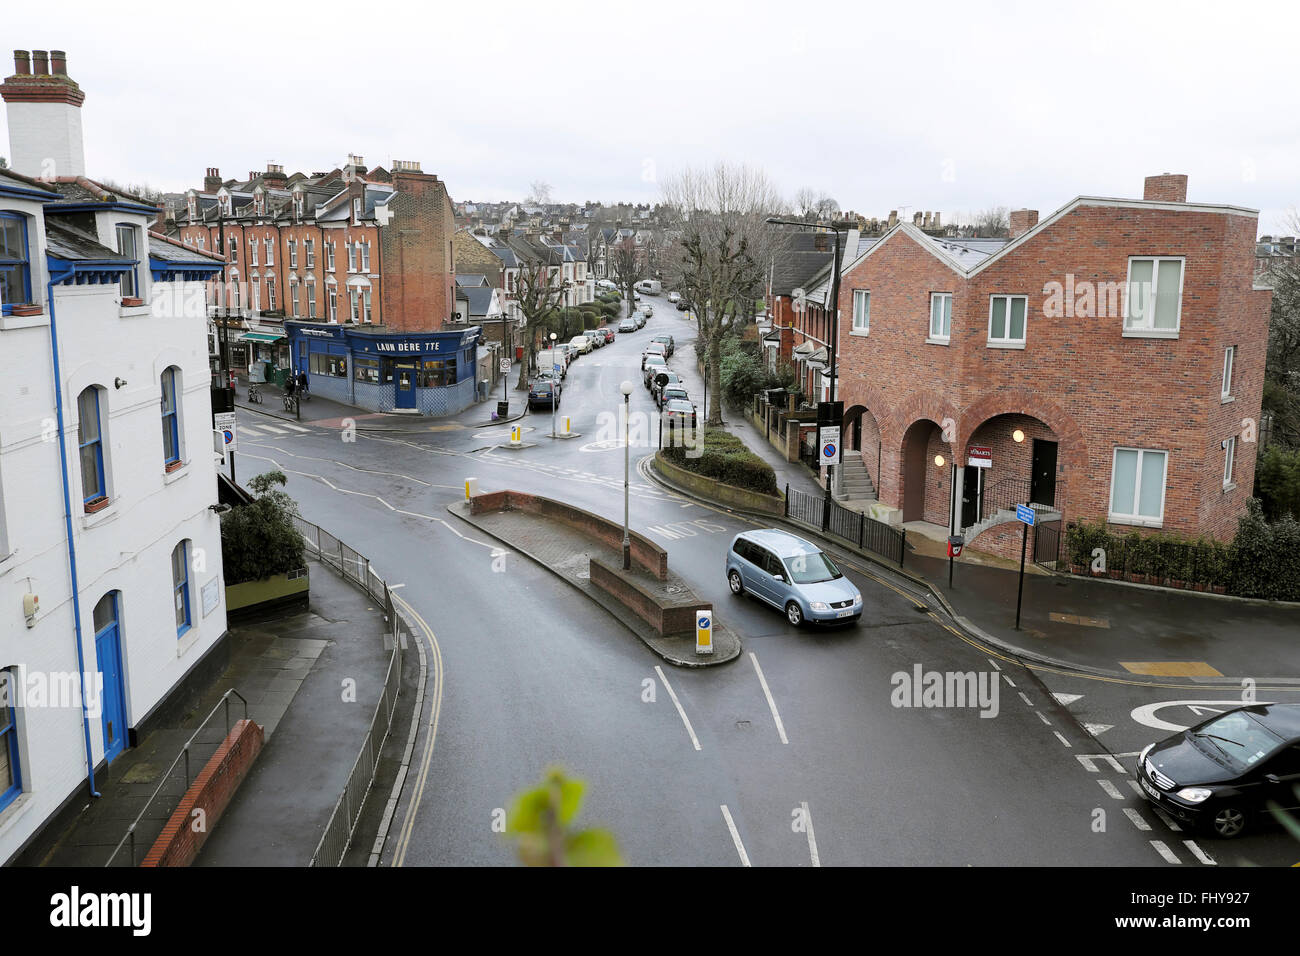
[1207,805,1248,839]
[785,601,804,627]
[728,570,744,595]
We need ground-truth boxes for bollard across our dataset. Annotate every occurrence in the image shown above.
[465,477,479,500]
[509,425,522,447]
[562,416,571,435]
[696,609,713,656]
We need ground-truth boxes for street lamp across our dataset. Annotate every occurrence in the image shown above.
[549,331,558,438]
[621,379,633,570]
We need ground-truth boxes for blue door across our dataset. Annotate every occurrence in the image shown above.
[92,593,128,764]
[395,363,417,409]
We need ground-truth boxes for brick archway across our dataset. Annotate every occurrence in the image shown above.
[956,390,1088,474]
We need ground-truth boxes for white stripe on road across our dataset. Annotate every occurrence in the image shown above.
[1183,840,1216,865]
[655,665,701,751]
[1097,779,1124,800]
[282,422,309,432]
[1053,731,1072,748]
[1150,840,1181,864]
[1123,807,1152,831]
[241,425,264,435]
[1002,675,1016,688]
[259,424,288,434]
[801,801,820,867]
[720,805,751,866]
[748,653,788,745]
[1125,779,1145,798]
[1152,806,1183,832]
[1018,692,1034,708]
[1035,711,1052,726]
[987,658,1001,671]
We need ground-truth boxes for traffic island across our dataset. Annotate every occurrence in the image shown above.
[449,491,739,666]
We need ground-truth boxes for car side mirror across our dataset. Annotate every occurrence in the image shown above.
[772,573,785,582]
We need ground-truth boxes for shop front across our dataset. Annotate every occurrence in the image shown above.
[285,322,481,417]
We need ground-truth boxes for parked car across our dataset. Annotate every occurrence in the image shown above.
[568,334,593,355]
[651,371,682,404]
[651,333,675,357]
[583,329,605,348]
[528,379,560,410]
[601,328,615,344]
[618,317,637,333]
[726,529,863,627]
[635,279,662,295]
[641,304,653,318]
[675,300,689,311]
[634,310,647,329]
[641,354,668,386]
[1136,703,1300,838]
[662,398,697,430]
[535,348,567,378]
[641,342,667,368]
[658,385,690,409]
[668,291,681,303]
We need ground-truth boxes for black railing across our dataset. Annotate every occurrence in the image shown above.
[1034,518,1062,568]
[785,485,906,567]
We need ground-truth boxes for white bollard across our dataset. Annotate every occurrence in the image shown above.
[562,416,571,435]
[465,477,479,500]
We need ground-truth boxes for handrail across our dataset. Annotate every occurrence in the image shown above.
[104,688,248,867]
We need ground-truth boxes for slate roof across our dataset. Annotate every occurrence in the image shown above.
[456,273,489,287]
[463,286,499,317]
[44,221,130,261]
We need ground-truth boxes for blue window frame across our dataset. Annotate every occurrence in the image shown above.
[77,387,106,504]
[0,213,32,313]
[161,368,180,464]
[115,223,139,299]
[171,541,191,636]
[0,670,22,813]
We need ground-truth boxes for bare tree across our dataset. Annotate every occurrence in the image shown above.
[660,163,785,426]
[526,180,552,207]
[794,187,819,219]
[609,239,646,317]
[513,256,567,390]
[970,206,1010,238]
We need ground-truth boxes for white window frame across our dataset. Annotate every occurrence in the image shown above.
[229,235,238,264]
[249,237,258,266]
[288,238,297,269]
[928,292,952,344]
[361,240,371,272]
[1123,256,1184,338]
[1223,436,1236,489]
[305,238,314,269]
[264,237,274,266]
[1108,447,1168,527]
[987,294,1028,349]
[327,242,335,271]
[851,290,869,335]
[347,242,356,272]
[1221,345,1235,402]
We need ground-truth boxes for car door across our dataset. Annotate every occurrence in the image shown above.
[764,551,794,608]
[740,542,773,601]
[1257,744,1300,815]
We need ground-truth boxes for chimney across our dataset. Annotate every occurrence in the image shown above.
[1144,173,1188,203]
[204,167,222,193]
[932,212,941,230]
[1,47,87,178]
[912,211,923,226]
[1009,209,1039,239]
[887,210,898,229]
[50,50,67,75]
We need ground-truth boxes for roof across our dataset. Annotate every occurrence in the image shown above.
[0,167,60,201]
[44,221,129,262]
[456,273,489,287]
[738,528,822,558]
[463,286,499,317]
[148,231,225,265]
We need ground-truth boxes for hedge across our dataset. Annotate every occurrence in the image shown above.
[220,470,307,585]
[661,429,779,496]
[1063,500,1300,600]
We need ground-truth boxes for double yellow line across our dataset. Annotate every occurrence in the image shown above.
[390,591,445,867]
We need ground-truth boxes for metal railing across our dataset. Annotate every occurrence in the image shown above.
[105,689,248,867]
[785,485,906,568]
[1034,518,1063,569]
[293,514,405,866]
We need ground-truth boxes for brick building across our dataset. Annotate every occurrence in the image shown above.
[819,174,1270,559]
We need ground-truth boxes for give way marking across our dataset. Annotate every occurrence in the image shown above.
[1129,700,1262,734]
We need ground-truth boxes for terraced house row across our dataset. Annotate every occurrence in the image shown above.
[772,174,1270,560]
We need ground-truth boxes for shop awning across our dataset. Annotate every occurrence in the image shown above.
[240,331,285,343]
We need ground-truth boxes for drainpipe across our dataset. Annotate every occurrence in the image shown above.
[47,264,102,799]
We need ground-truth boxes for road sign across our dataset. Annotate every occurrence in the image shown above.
[820,425,841,464]
[214,412,237,452]
[655,372,669,388]
[967,445,992,468]
[696,610,713,655]
[499,359,511,373]
[1016,504,1036,525]
[553,364,562,374]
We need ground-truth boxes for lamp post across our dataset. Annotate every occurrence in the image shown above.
[621,380,633,570]
[549,331,558,438]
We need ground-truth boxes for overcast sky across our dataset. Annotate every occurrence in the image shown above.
[6,0,1298,233]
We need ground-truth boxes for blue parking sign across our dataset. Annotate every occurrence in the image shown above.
[1016,504,1036,526]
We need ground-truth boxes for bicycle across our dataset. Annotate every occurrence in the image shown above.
[247,383,262,404]
[282,393,297,412]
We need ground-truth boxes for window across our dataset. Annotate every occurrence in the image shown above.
[1125,257,1183,334]
[250,237,258,266]
[327,242,335,271]
[307,283,317,319]
[852,290,870,333]
[264,238,274,266]
[360,241,371,272]
[350,289,359,322]
[288,239,297,269]
[362,288,372,323]
[77,387,107,505]
[290,283,300,318]
[1223,436,1236,489]
[309,352,348,377]
[0,670,22,813]
[354,357,381,383]
[328,288,337,322]
[252,281,260,312]
[171,541,191,636]
[160,368,181,466]
[418,358,456,387]
[115,224,138,298]
[0,213,31,312]
[988,295,1027,346]
[347,242,356,271]
[1109,448,1167,526]
[267,278,276,311]
[305,239,315,268]
[930,293,952,341]
[1222,346,1235,400]
[197,235,204,250]
[229,235,238,264]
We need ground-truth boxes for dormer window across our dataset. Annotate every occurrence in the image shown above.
[115,224,139,299]
[353,198,362,221]
[0,213,32,312]
[294,194,304,220]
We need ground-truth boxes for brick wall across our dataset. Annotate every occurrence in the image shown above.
[141,719,264,867]
[589,558,709,636]
[381,171,457,332]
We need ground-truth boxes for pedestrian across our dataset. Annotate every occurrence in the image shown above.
[284,376,296,399]
[298,370,309,394]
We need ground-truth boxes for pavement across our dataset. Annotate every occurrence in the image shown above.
[27,555,392,867]
[651,417,1300,684]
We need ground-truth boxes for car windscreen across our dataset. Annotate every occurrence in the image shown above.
[782,551,843,584]
[1189,711,1285,773]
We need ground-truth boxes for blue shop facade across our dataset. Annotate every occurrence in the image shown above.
[285,322,482,416]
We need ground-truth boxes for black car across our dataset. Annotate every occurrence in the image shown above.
[1136,703,1300,838]
[527,380,560,409]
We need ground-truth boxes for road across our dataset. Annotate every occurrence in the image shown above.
[228,299,1300,866]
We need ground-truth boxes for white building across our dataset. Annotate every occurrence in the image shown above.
[0,49,228,862]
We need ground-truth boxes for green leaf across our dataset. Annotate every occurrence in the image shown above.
[564,829,624,867]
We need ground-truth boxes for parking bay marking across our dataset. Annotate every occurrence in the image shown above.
[749,653,788,745]
[655,665,701,751]
[720,805,751,866]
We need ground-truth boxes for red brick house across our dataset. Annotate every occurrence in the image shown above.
[827,174,1271,560]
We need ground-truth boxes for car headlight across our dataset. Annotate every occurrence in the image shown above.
[1138,743,1153,765]
[810,602,829,611]
[1176,787,1213,804]
[853,594,862,605]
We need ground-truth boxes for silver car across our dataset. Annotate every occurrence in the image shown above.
[725,529,862,626]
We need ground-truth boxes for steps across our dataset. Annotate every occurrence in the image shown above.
[963,503,1061,543]
[834,449,877,502]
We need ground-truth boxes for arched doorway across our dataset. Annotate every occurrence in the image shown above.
[901,419,950,524]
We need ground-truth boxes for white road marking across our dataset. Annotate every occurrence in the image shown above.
[1053,731,1072,748]
[1149,840,1181,864]
[720,805,750,866]
[1002,675,1016,688]
[1131,700,1263,734]
[1052,692,1083,706]
[801,801,820,867]
[1125,779,1145,798]
[282,422,310,432]
[1183,840,1216,865]
[1075,752,1137,773]
[1018,692,1034,708]
[1152,806,1183,832]
[1082,723,1114,736]
[1123,807,1152,831]
[749,653,788,745]
[241,425,264,436]
[259,424,288,434]
[987,658,1001,671]
[1035,711,1052,726]
[655,665,701,751]
[1097,779,1124,800]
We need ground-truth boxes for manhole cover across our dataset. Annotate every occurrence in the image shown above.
[735,720,752,731]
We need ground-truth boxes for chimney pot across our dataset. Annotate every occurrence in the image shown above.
[50,50,67,75]
[31,50,49,75]
[1143,173,1188,203]
[13,51,30,75]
